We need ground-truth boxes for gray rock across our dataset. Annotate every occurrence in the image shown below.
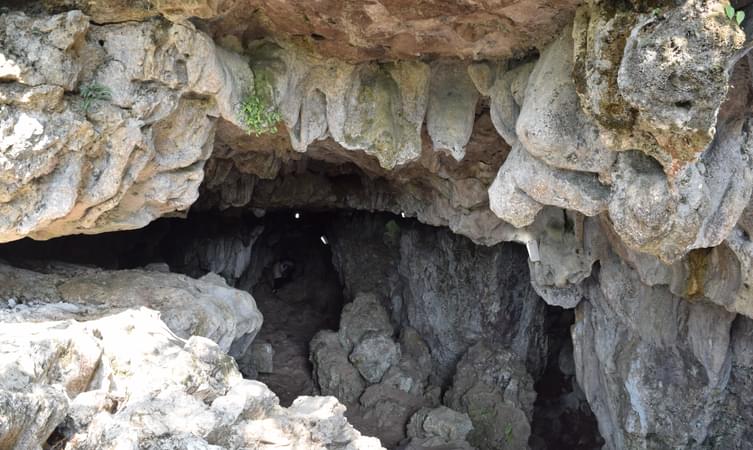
[0,385,70,450]
[427,63,479,160]
[444,342,535,450]
[349,332,401,384]
[486,62,534,146]
[309,330,366,405]
[407,406,474,443]
[0,305,384,449]
[358,383,431,448]
[573,0,745,171]
[249,342,275,374]
[338,292,394,352]
[0,11,252,243]
[572,246,738,449]
[489,142,610,228]
[488,158,544,228]
[516,26,615,174]
[396,226,548,381]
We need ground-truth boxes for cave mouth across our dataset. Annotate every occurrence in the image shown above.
[233,210,347,406]
[0,207,604,449]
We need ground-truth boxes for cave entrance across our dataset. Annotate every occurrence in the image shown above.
[234,210,346,405]
[0,207,605,449]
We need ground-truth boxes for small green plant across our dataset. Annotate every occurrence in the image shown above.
[725,4,745,26]
[79,82,111,113]
[504,424,514,444]
[239,92,281,136]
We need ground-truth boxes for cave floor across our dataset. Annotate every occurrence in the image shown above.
[247,280,331,406]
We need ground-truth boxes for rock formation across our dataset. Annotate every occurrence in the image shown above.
[0,305,382,450]
[2,0,753,448]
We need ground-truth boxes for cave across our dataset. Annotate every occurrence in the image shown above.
[5,1,753,449]
[0,205,602,449]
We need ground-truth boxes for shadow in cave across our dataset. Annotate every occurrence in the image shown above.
[235,210,346,406]
[530,306,604,450]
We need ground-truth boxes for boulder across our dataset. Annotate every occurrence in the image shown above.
[0,261,262,357]
[444,342,535,450]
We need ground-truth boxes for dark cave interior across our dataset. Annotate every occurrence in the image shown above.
[0,208,603,449]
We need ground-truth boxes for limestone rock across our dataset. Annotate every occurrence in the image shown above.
[349,332,401,384]
[396,225,548,381]
[358,384,433,448]
[483,62,534,146]
[703,315,753,449]
[516,26,615,174]
[0,10,253,243]
[444,342,535,450]
[41,0,221,23]
[426,63,479,160]
[309,330,367,405]
[488,155,544,228]
[249,342,275,374]
[308,290,443,447]
[608,101,753,263]
[406,406,474,446]
[209,0,581,62]
[0,385,70,450]
[718,228,753,318]
[0,307,383,449]
[327,213,549,382]
[572,246,739,449]
[527,210,602,309]
[499,145,610,218]
[170,222,265,283]
[0,261,263,357]
[338,292,395,352]
[573,0,745,171]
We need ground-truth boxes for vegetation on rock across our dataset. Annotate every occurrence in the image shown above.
[79,82,111,113]
[725,5,745,26]
[239,74,282,136]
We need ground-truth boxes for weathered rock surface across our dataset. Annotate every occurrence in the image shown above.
[0,261,262,357]
[572,237,741,449]
[328,213,548,381]
[0,306,383,449]
[310,292,439,448]
[444,342,535,450]
[40,0,581,62]
[573,0,745,172]
[313,215,552,447]
[0,10,251,242]
[403,406,475,450]
[5,1,753,449]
